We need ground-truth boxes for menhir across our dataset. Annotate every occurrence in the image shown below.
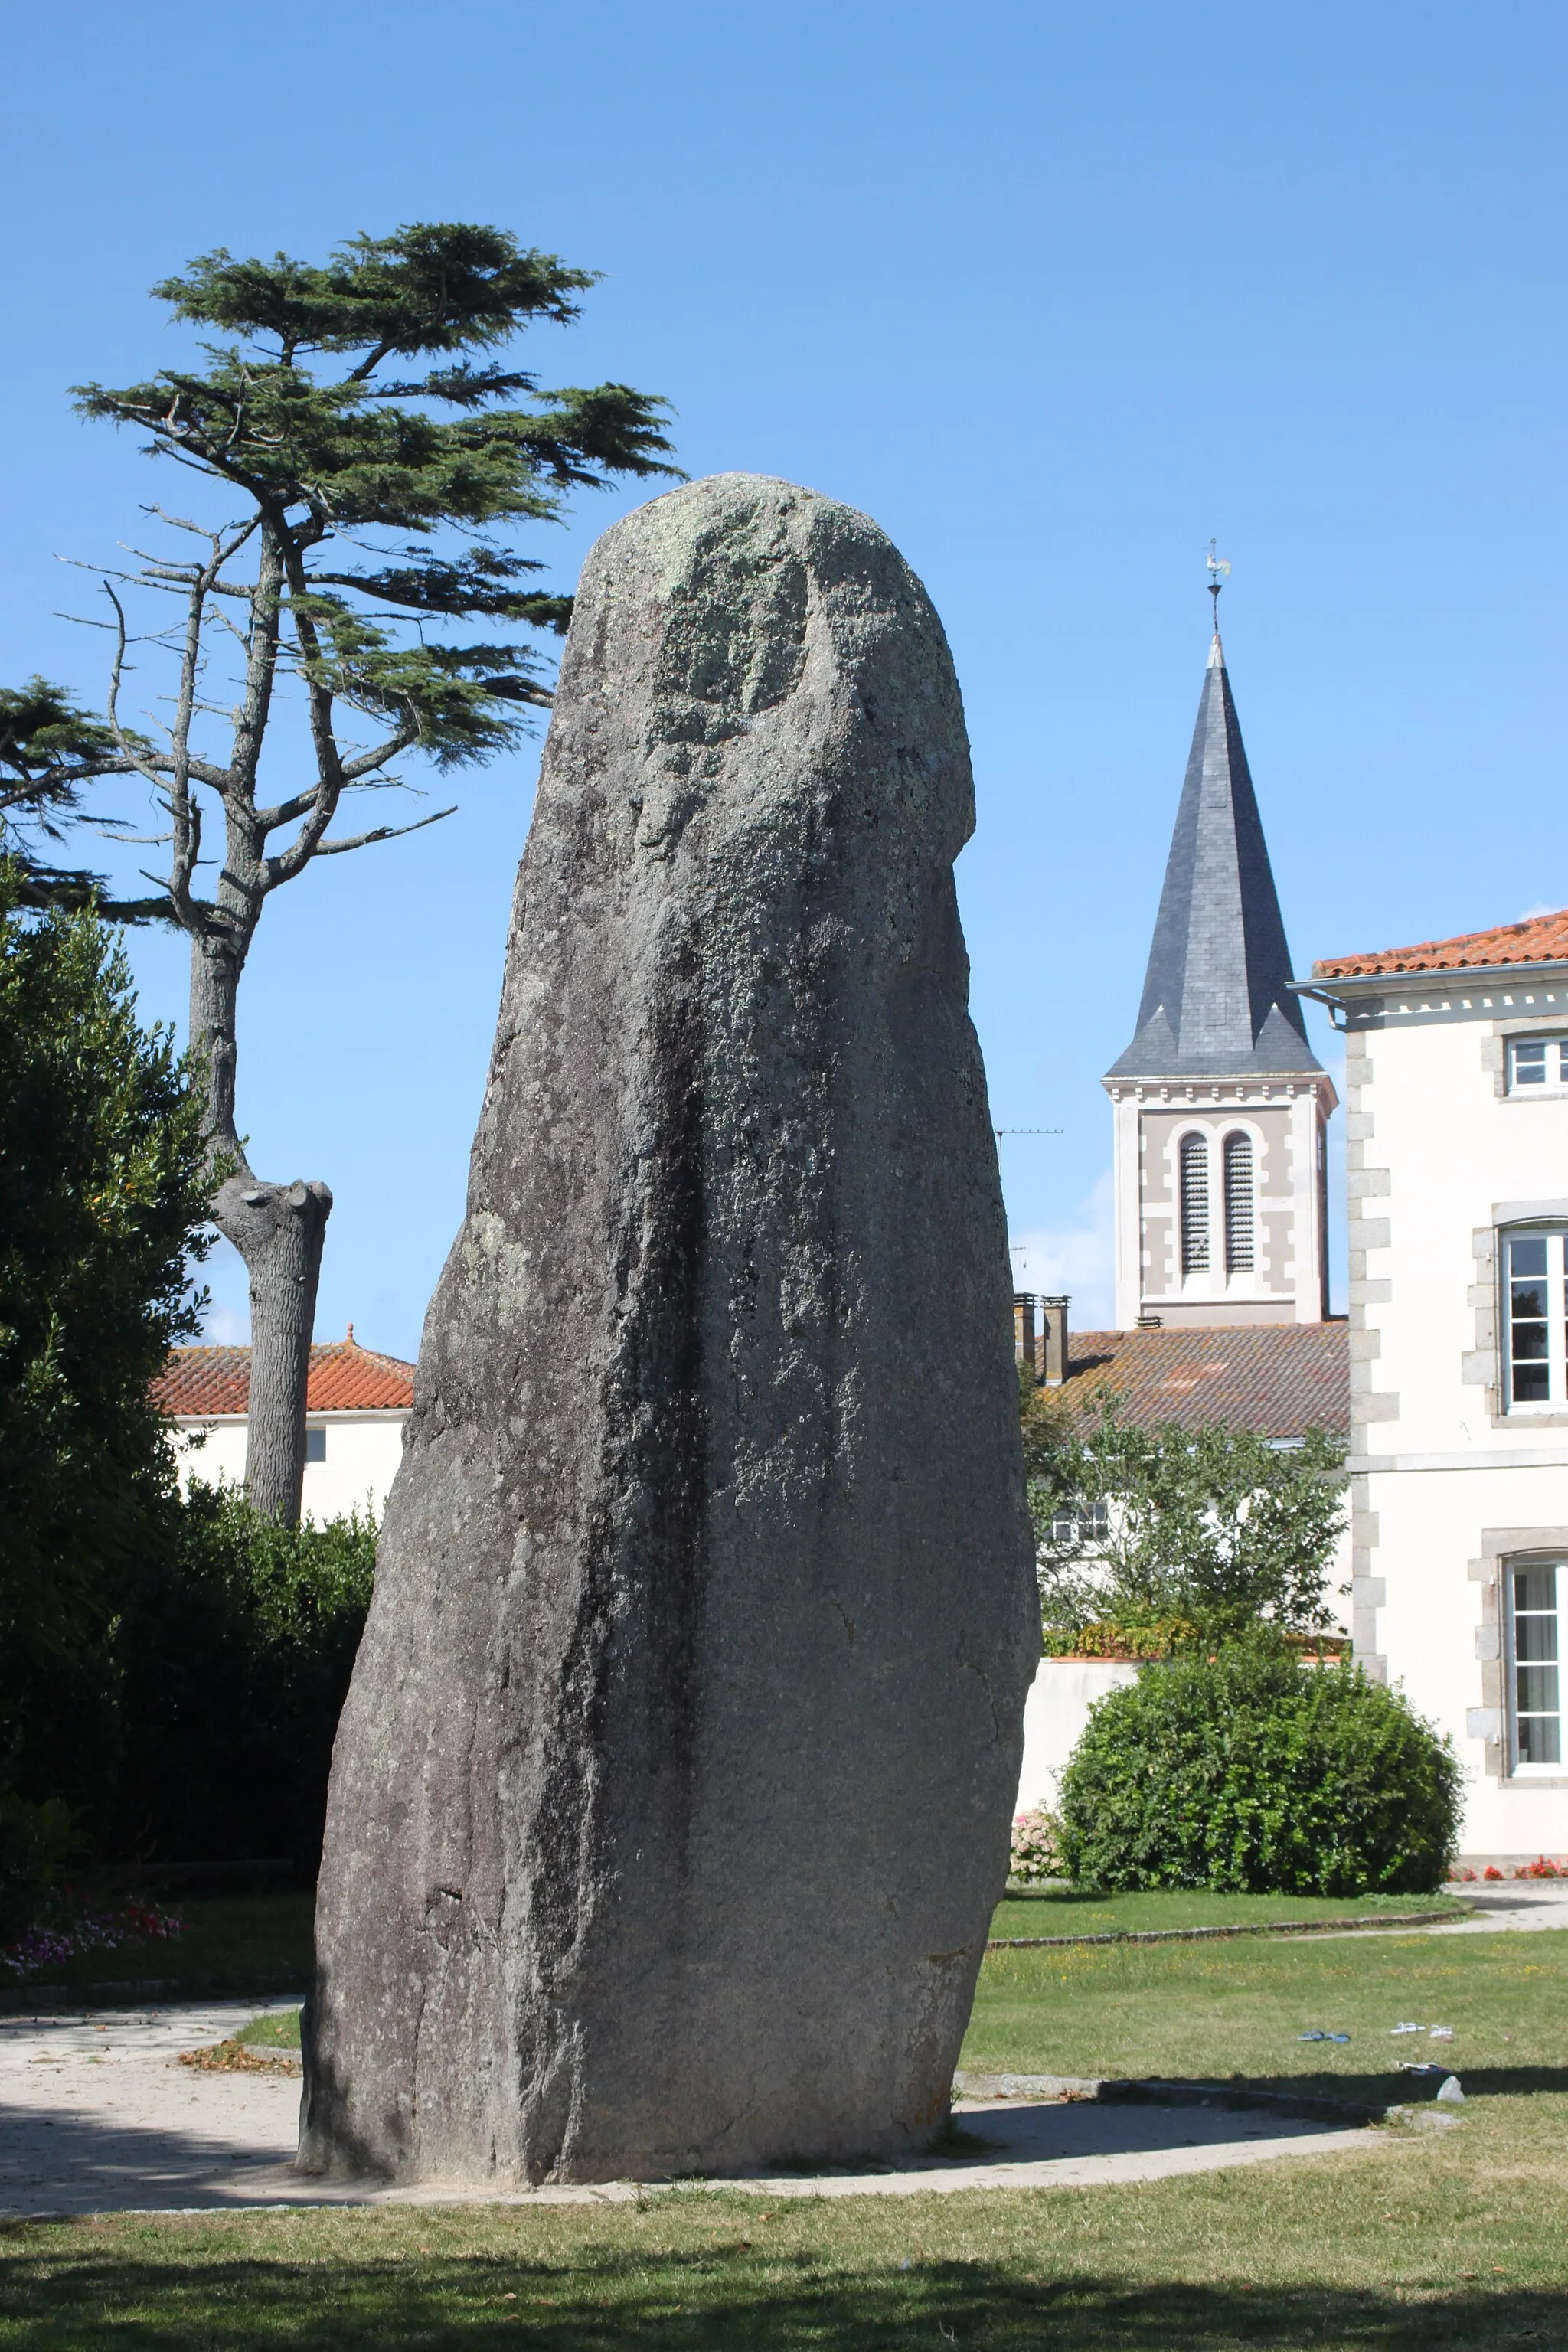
[300,473,1039,2187]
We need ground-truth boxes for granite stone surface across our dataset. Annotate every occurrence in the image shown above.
[300,473,1038,2187]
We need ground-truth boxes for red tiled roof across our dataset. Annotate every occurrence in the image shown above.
[1314,909,1568,982]
[1058,1324,1348,1439]
[152,1331,414,1418]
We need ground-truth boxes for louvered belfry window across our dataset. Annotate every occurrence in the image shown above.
[1224,1131,1255,1274]
[1180,1134,1210,1273]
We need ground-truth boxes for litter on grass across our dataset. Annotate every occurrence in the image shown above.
[1429,2027,1453,2040]
[1400,2061,1443,2075]
[1297,2030,1352,2043]
[1390,2022,1425,2035]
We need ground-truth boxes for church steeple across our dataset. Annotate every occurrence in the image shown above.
[1102,623,1335,1329]
[1109,632,1321,1081]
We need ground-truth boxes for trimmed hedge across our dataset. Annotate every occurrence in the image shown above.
[111,1482,376,1872]
[1057,1646,1461,1896]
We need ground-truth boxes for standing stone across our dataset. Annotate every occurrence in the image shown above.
[299,474,1039,2187]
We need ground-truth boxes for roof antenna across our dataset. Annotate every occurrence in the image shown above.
[1206,540,1230,633]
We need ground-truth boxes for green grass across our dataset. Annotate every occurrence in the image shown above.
[8,1890,1472,2004]
[234,2006,302,2050]
[0,2104,1565,2347]
[991,1886,1473,1940]
[3,1929,1565,2346]
[963,1923,1567,2092]
[8,1894,313,1998]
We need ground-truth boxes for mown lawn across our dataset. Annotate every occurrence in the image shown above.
[1,2098,1565,2347]
[963,1922,1566,2091]
[0,1926,1563,2347]
[991,1887,1472,1940]
[9,1890,1475,2008]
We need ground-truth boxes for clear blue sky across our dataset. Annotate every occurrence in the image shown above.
[5,2,1563,1350]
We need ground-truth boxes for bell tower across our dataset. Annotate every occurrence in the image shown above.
[1103,625,1335,1328]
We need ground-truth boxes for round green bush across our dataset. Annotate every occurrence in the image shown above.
[1057,1647,1462,1896]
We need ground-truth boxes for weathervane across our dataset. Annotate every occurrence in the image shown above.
[1206,539,1231,629]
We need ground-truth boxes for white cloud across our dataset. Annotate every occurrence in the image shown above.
[1008,1170,1116,1331]
[198,1300,250,1345]
[1517,902,1561,921]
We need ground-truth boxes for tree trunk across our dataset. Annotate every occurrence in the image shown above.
[191,928,332,1526]
[211,1172,332,1523]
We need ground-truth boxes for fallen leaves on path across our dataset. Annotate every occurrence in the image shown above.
[178,2039,300,2075]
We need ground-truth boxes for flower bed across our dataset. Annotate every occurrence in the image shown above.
[0,1899,183,1980]
[1455,1857,1568,1883]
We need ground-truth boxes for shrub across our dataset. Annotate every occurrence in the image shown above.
[1057,1645,1462,1896]
[1009,1808,1067,1883]
[1021,1379,1348,1650]
[0,1794,74,1941]
[111,1481,376,1871]
[1040,1615,1200,1661]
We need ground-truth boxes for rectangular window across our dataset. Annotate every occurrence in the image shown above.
[305,1426,327,1463]
[1504,1230,1568,1409]
[1507,1035,1568,1093]
[1508,1562,1562,1769]
[1049,1498,1109,1546]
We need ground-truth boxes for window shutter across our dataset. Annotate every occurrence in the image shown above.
[1180,1135,1210,1273]
[1224,1132,1255,1274]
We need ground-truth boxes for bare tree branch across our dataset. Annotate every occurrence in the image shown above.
[300,804,457,861]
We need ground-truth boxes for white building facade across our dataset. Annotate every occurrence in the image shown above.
[1309,916,1568,1864]
[176,1411,407,1525]
[154,1329,412,1526]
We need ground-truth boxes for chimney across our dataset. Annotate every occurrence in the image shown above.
[1039,1295,1069,1387]
[1014,1294,1069,1386]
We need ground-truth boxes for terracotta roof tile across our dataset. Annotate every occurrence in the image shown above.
[1314,909,1568,982]
[1058,1323,1348,1439]
[152,1334,414,1417]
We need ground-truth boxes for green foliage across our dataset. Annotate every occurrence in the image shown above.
[113,1483,377,1870]
[1057,1646,1462,1896]
[1024,1383,1348,1648]
[0,681,132,909]
[0,1794,74,1941]
[0,870,210,1815]
[1044,1615,1203,1661]
[71,221,680,782]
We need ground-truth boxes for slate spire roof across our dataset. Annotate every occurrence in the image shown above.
[1107,632,1321,1081]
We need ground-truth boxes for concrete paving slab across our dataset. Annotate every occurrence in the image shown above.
[0,2004,1390,2216]
[1420,1885,1568,1936]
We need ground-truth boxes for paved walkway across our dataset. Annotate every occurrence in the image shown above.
[1419,1883,1568,1936]
[0,2006,1389,2216]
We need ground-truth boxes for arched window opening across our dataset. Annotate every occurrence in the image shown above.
[1224,1131,1255,1274]
[1180,1134,1210,1274]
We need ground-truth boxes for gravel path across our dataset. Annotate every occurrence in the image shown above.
[0,2005,1387,2215]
